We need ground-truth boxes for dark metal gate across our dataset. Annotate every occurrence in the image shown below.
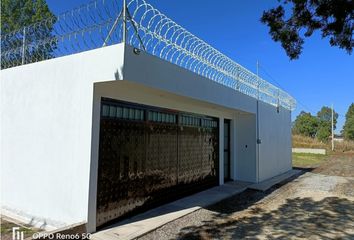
[96,98,219,227]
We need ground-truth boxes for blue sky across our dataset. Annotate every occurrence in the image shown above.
[47,0,353,133]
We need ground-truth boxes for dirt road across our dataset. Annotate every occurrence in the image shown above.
[139,153,354,240]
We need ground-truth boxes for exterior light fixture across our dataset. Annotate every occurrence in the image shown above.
[133,48,141,55]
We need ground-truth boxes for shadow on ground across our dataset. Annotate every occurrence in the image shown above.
[176,192,354,240]
[137,156,354,240]
[174,173,354,240]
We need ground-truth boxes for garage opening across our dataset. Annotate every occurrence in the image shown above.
[96,98,219,227]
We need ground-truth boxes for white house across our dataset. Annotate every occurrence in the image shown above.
[0,0,296,233]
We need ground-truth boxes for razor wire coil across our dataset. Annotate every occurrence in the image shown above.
[0,0,296,110]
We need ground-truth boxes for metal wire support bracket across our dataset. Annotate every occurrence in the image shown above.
[125,7,146,51]
[102,11,122,47]
[103,0,146,51]
[0,0,296,110]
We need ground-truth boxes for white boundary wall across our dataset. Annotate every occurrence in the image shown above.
[258,102,292,181]
[1,44,125,229]
[1,43,292,232]
[292,148,326,155]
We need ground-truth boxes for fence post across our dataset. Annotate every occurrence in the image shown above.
[277,89,280,112]
[122,0,127,43]
[21,27,26,65]
[236,66,240,90]
[256,61,260,100]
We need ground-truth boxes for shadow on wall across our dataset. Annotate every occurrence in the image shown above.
[115,67,123,80]
[175,194,354,240]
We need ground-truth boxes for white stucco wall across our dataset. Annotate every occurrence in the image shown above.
[1,42,293,232]
[234,113,257,182]
[0,44,125,228]
[258,102,292,181]
[123,45,258,114]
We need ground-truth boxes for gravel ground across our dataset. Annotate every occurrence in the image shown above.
[313,152,354,178]
[138,156,354,240]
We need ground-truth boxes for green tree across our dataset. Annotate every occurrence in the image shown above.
[292,111,319,138]
[1,0,56,68]
[316,106,338,142]
[343,103,354,140]
[261,0,353,59]
[317,106,338,127]
[316,124,330,142]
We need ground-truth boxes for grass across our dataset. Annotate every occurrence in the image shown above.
[332,140,354,152]
[292,152,328,168]
[292,134,354,152]
[292,135,327,149]
[0,218,40,239]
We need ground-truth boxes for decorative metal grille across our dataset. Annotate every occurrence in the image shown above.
[97,99,219,227]
[1,0,296,111]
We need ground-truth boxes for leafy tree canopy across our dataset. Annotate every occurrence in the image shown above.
[343,103,354,140]
[1,0,54,34]
[1,0,56,68]
[344,103,354,119]
[293,106,339,142]
[317,106,338,129]
[292,111,319,138]
[261,0,354,59]
[316,123,331,142]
